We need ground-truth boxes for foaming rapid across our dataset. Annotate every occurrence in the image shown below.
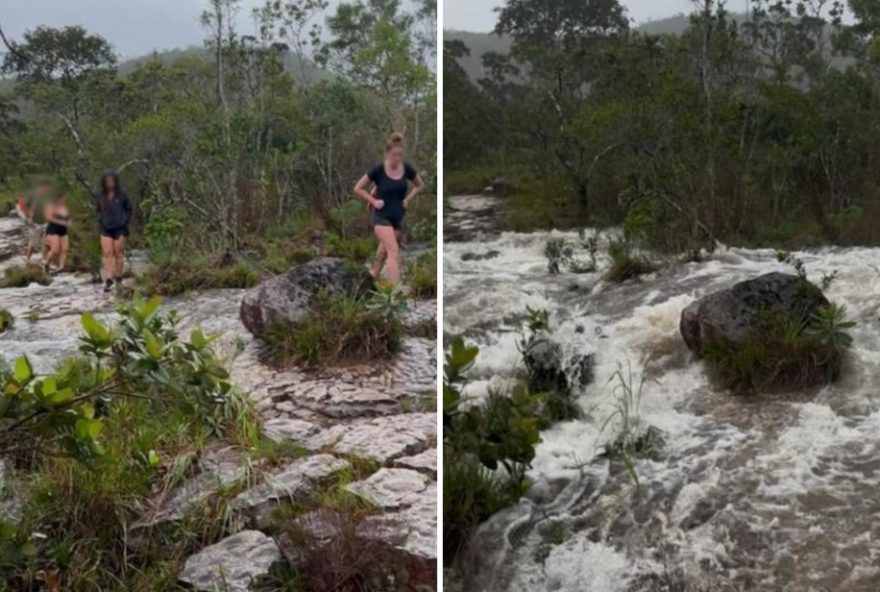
[445,195,880,592]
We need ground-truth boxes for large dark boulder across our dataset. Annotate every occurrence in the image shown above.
[680,272,829,355]
[240,257,373,339]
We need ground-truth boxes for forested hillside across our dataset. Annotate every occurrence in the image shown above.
[444,0,876,250]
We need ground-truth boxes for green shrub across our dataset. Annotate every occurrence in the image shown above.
[0,309,12,333]
[604,239,654,283]
[266,286,405,367]
[1,265,51,288]
[443,337,542,562]
[325,232,376,263]
[406,250,437,298]
[0,296,258,590]
[703,304,855,391]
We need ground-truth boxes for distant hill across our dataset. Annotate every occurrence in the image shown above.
[446,12,849,82]
[0,45,323,97]
[446,15,694,81]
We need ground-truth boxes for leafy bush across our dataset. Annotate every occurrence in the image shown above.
[443,337,542,562]
[1,265,51,288]
[266,285,406,367]
[604,239,654,283]
[703,304,855,391]
[0,296,257,590]
[406,250,437,298]
[325,232,377,263]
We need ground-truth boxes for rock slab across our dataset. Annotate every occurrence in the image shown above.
[680,272,829,354]
[179,530,281,592]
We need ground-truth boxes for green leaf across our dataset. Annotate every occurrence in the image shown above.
[147,450,160,468]
[141,296,162,320]
[13,357,32,383]
[82,313,109,341]
[42,376,57,395]
[48,388,74,405]
[75,418,103,440]
[143,329,164,360]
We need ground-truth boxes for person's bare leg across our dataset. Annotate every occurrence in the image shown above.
[100,235,115,280]
[59,236,69,270]
[373,225,400,284]
[370,243,388,279]
[43,235,59,269]
[113,237,126,279]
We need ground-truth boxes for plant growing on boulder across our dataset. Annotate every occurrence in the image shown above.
[1,265,51,288]
[0,309,12,333]
[703,304,855,391]
[266,288,405,367]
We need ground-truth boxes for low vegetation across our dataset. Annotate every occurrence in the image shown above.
[406,250,437,299]
[138,254,262,296]
[1,264,51,288]
[0,296,262,591]
[0,309,12,333]
[266,285,406,367]
[703,304,855,391]
[603,239,654,284]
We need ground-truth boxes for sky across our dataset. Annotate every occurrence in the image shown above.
[443,0,755,32]
[1,0,312,60]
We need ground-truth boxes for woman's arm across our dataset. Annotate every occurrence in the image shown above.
[354,174,382,208]
[403,175,424,209]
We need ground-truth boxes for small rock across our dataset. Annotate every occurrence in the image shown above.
[261,418,318,443]
[179,530,281,592]
[347,468,431,509]
[524,338,594,393]
[394,448,437,477]
[231,454,349,513]
[307,414,436,464]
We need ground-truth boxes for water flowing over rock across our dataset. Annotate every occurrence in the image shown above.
[179,530,281,592]
[524,337,594,393]
[239,257,373,339]
[680,272,829,355]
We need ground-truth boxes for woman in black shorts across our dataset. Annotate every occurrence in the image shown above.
[95,171,133,292]
[353,132,423,284]
[43,192,71,273]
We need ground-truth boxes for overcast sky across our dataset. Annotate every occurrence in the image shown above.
[444,0,755,32]
[0,0,333,60]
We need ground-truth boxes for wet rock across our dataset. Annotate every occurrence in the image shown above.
[239,257,372,339]
[179,530,281,592]
[680,272,829,355]
[307,413,436,464]
[524,338,594,393]
[231,454,349,514]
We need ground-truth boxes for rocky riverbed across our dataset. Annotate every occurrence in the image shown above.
[0,215,437,591]
[445,193,880,592]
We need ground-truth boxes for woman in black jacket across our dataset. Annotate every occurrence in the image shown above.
[95,171,133,292]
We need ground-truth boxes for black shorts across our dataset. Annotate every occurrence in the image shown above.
[101,226,129,240]
[46,223,68,237]
[371,210,404,230]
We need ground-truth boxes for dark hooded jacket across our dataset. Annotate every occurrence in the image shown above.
[95,171,133,231]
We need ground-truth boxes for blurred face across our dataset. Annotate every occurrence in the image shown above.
[104,176,117,193]
[57,194,69,207]
[386,145,405,167]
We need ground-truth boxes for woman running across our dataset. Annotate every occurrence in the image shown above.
[95,171,133,292]
[353,132,423,284]
[43,192,71,273]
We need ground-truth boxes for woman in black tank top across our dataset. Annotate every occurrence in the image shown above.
[43,192,71,273]
[353,132,424,284]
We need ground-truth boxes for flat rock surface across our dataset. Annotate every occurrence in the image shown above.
[231,454,349,512]
[179,530,281,592]
[307,413,436,463]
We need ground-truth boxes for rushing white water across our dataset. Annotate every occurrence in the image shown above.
[445,195,880,592]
